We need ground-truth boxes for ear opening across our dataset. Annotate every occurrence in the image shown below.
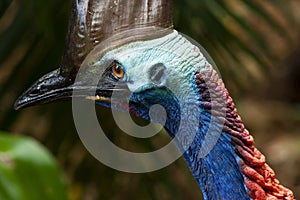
[149,63,167,85]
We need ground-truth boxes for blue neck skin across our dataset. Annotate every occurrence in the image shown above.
[128,88,251,200]
[180,123,251,200]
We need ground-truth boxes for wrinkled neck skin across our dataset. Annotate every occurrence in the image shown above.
[156,94,251,200]
[99,31,294,200]
[163,78,252,200]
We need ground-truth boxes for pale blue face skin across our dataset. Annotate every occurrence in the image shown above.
[93,31,209,104]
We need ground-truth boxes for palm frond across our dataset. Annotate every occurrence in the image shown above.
[174,0,299,93]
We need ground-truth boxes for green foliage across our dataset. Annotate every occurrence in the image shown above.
[0,132,68,200]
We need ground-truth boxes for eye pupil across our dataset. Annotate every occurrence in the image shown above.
[112,63,125,79]
[115,65,121,73]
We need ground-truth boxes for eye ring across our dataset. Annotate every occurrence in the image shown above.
[111,63,125,79]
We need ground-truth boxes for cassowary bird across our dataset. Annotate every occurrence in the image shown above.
[15,0,294,199]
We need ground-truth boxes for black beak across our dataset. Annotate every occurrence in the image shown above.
[14,69,76,110]
[14,68,129,110]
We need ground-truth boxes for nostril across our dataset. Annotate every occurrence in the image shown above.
[29,87,41,96]
[31,87,41,94]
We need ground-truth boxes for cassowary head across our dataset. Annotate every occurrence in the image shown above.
[16,30,206,123]
[14,0,176,113]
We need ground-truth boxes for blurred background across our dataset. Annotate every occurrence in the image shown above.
[0,0,300,199]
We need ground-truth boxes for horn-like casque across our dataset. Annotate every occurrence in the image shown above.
[60,0,173,77]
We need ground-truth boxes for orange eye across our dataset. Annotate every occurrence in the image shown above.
[112,63,125,79]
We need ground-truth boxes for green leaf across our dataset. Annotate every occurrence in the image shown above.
[0,132,68,200]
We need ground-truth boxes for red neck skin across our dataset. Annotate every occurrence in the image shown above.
[223,90,294,200]
[195,69,295,200]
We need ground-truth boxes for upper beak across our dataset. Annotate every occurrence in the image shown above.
[14,69,75,110]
